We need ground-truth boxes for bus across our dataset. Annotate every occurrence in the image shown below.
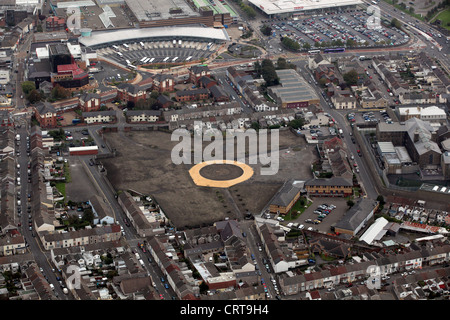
[123,43,129,49]
[148,57,155,63]
[172,57,178,62]
[323,47,345,53]
[185,56,192,61]
[163,57,169,62]
[140,57,147,63]
[117,52,123,57]
[140,42,145,48]
[308,49,321,55]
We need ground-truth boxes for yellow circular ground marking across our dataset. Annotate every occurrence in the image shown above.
[189,160,254,188]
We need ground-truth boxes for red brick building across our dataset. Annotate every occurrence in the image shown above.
[198,76,217,89]
[45,16,66,32]
[175,88,209,102]
[152,74,174,93]
[79,93,101,112]
[189,65,211,84]
[34,102,57,128]
[117,83,146,104]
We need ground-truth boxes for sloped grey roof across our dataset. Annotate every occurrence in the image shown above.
[271,180,303,207]
[334,199,378,233]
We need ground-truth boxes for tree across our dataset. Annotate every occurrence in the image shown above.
[127,101,135,109]
[22,81,36,95]
[318,78,328,87]
[343,69,358,86]
[376,195,385,206]
[347,200,355,208]
[261,59,279,87]
[303,42,311,50]
[51,85,70,100]
[150,90,159,99]
[276,57,296,70]
[288,118,304,129]
[391,18,402,29]
[281,37,300,51]
[240,3,256,19]
[250,122,260,131]
[346,39,357,47]
[260,25,272,36]
[82,208,94,224]
[48,128,65,141]
[254,60,262,77]
[27,89,42,104]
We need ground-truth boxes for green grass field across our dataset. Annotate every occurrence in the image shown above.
[432,9,450,31]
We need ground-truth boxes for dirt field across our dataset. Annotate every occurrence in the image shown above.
[102,129,317,228]
[66,158,101,202]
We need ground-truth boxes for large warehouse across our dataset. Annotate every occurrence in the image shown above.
[268,69,320,109]
[248,0,363,18]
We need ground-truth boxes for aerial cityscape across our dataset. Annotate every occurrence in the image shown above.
[0,0,450,305]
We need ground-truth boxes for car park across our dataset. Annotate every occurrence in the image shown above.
[273,10,407,51]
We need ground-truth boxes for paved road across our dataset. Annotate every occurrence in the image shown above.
[14,114,70,299]
[296,61,379,200]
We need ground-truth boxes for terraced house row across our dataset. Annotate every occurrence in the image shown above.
[279,242,450,295]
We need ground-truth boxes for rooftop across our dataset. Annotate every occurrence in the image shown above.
[335,199,379,233]
[79,26,230,48]
[271,180,304,207]
[125,0,198,22]
[270,69,319,103]
[248,0,363,15]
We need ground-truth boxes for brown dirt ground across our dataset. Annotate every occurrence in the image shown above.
[102,129,317,228]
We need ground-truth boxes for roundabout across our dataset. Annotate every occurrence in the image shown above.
[189,160,254,188]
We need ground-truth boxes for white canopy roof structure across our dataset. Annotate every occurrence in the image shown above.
[359,217,389,245]
[79,26,230,48]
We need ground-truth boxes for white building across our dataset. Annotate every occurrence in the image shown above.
[419,106,447,123]
[359,217,389,245]
[249,0,363,17]
[398,106,446,123]
[82,111,115,124]
[0,69,10,85]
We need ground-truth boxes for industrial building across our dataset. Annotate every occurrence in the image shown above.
[247,0,363,18]
[376,118,443,168]
[125,0,233,28]
[396,106,447,124]
[268,69,320,109]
